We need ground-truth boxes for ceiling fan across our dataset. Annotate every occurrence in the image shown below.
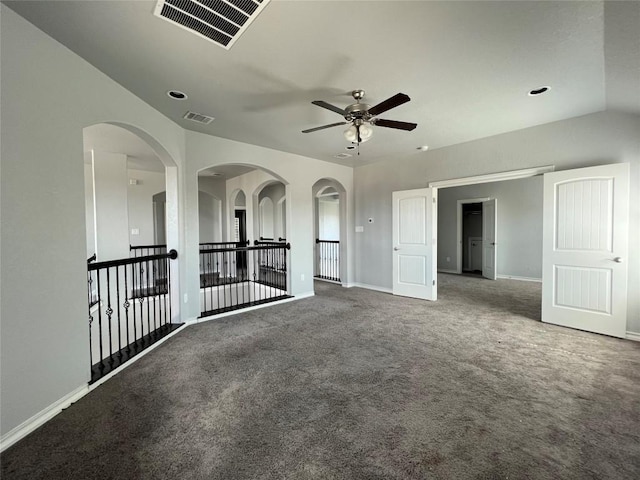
[302,90,417,149]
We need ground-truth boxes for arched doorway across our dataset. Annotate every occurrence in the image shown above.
[82,122,181,382]
[195,165,290,318]
[312,179,347,285]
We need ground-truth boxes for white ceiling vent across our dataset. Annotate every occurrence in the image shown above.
[183,111,215,124]
[154,0,270,50]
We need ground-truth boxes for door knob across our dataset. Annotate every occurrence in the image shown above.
[613,257,623,263]
[394,247,400,251]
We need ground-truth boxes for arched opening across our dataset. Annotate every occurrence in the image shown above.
[255,181,286,241]
[259,197,275,240]
[82,122,181,382]
[312,178,347,286]
[196,165,290,318]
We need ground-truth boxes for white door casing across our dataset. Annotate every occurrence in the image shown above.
[542,163,629,338]
[392,188,437,300]
[482,199,497,280]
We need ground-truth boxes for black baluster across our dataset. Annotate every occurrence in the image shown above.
[96,270,104,373]
[105,268,114,365]
[146,259,151,338]
[116,266,122,360]
[124,266,131,353]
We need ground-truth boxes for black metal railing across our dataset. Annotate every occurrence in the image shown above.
[130,244,167,257]
[200,240,249,250]
[254,239,287,290]
[87,254,98,308]
[315,239,340,282]
[200,242,291,318]
[87,249,180,384]
[199,241,249,287]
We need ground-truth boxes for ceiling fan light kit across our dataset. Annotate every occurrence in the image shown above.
[302,89,417,154]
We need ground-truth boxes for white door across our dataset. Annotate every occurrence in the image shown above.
[482,199,497,280]
[392,188,436,300]
[542,163,629,338]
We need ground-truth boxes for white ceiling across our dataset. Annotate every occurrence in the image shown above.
[7,1,639,167]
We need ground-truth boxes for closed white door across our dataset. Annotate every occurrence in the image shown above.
[392,188,436,300]
[482,199,497,280]
[542,163,629,338]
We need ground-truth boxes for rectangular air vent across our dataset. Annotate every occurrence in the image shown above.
[154,0,270,50]
[183,111,215,124]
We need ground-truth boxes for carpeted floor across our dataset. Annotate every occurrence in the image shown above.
[2,275,639,479]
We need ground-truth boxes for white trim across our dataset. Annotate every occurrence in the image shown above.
[1,323,188,452]
[314,277,342,285]
[626,331,640,342]
[428,165,554,189]
[437,269,458,274]
[497,274,542,283]
[1,384,89,452]
[87,324,188,391]
[344,282,393,294]
[456,198,490,274]
[195,293,314,324]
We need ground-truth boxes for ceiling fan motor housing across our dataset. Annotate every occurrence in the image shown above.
[345,102,371,121]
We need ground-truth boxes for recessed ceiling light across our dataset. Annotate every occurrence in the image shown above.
[417,145,429,151]
[528,86,550,96]
[334,153,352,159]
[167,90,188,100]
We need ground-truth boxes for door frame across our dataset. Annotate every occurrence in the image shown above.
[429,166,554,296]
[456,198,489,274]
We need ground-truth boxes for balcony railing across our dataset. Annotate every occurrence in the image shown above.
[315,239,340,282]
[87,249,180,383]
[200,242,291,318]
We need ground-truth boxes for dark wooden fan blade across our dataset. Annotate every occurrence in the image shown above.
[374,119,418,131]
[311,100,347,116]
[368,93,411,116]
[302,122,348,133]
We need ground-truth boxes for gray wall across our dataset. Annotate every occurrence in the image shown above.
[0,5,187,438]
[127,169,166,247]
[354,111,640,333]
[437,177,543,279]
[198,176,226,243]
[198,191,220,243]
[1,4,355,440]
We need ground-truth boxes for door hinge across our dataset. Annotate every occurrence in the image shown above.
[433,280,436,285]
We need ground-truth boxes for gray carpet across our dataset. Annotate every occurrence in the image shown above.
[2,275,639,479]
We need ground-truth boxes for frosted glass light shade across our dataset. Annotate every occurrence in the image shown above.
[344,123,373,143]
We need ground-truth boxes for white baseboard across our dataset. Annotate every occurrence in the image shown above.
[626,331,640,342]
[1,323,188,452]
[344,282,392,294]
[196,293,314,323]
[437,269,458,274]
[497,275,542,283]
[1,383,89,452]
[314,277,342,285]
[88,324,188,391]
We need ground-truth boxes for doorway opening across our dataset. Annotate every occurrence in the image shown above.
[312,179,347,285]
[462,202,483,276]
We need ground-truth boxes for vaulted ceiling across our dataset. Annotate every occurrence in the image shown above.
[6,1,639,167]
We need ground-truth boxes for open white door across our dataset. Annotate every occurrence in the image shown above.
[542,163,629,338]
[392,188,436,300]
[482,199,497,280]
